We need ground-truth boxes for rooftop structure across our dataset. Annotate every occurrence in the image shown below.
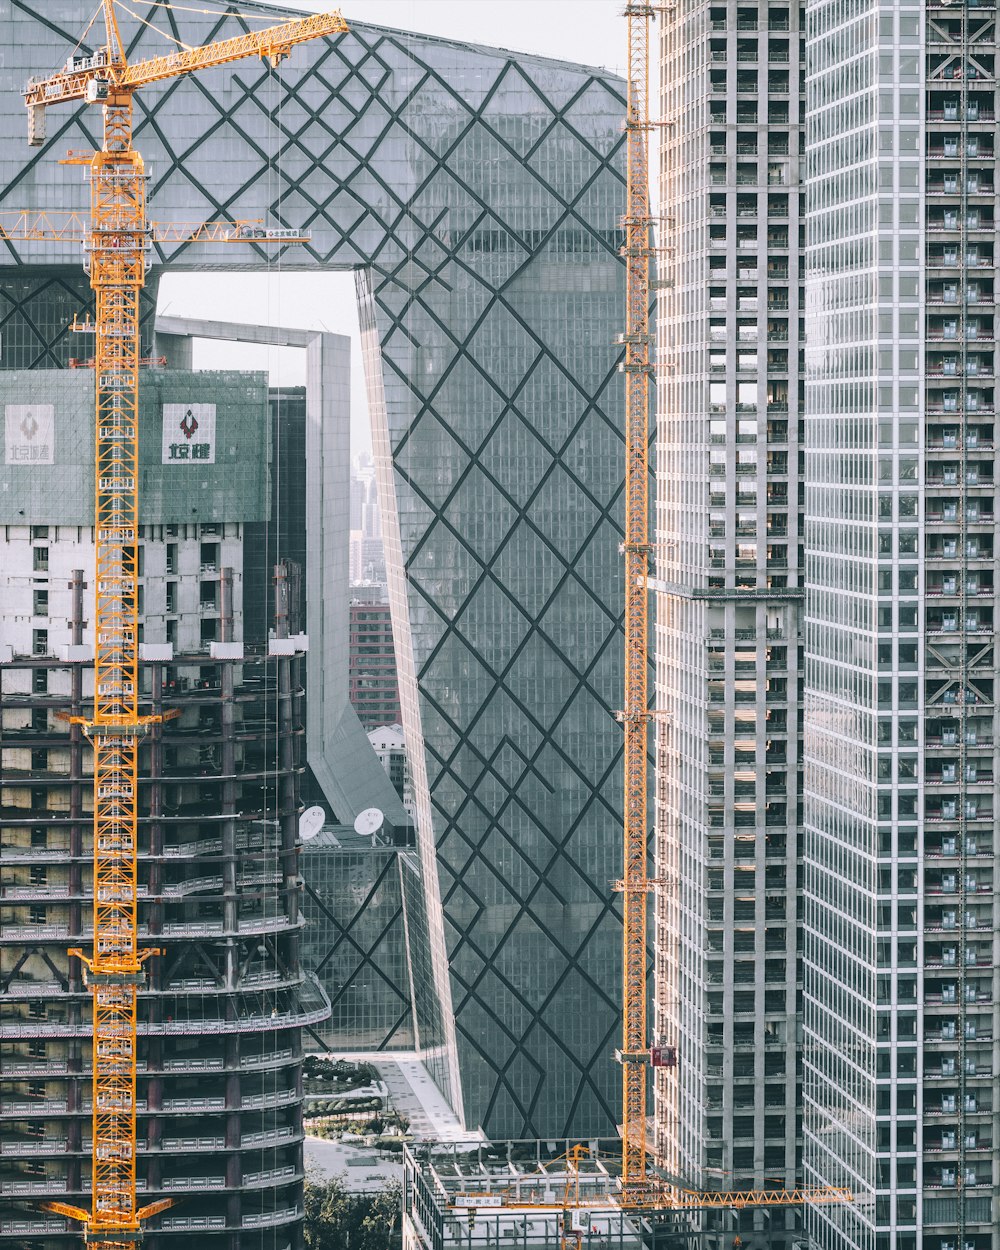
[402,1142,650,1250]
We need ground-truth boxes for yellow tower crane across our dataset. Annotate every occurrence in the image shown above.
[614,0,852,1228]
[616,0,658,1206]
[21,4,349,1246]
[448,1144,852,1239]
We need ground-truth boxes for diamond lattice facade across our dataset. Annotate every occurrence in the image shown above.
[1,0,632,1158]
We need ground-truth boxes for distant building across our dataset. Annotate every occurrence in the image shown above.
[349,599,400,730]
[349,454,385,584]
[351,451,382,542]
[348,531,386,586]
[367,723,413,817]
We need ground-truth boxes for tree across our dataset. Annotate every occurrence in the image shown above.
[304,1174,403,1250]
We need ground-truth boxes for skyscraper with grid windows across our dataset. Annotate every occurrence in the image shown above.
[656,3,805,1248]
[803,3,998,1249]
[660,2,1000,1248]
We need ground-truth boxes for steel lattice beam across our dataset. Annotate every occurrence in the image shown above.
[619,0,654,1203]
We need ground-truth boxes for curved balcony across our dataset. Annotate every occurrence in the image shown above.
[0,913,305,945]
[0,1049,296,1081]
[0,976,329,1038]
[0,871,284,905]
[0,1086,299,1120]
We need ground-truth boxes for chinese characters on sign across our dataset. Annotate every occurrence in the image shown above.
[5,405,55,465]
[162,403,216,465]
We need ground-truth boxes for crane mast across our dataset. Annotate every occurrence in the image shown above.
[78,81,148,1248]
[24,4,348,1245]
[618,0,655,1205]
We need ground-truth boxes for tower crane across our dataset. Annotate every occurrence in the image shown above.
[616,0,659,1205]
[448,1143,852,1240]
[614,0,853,1229]
[21,4,349,1246]
[0,209,309,245]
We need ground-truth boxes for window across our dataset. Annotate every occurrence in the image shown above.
[30,526,48,540]
[32,628,48,656]
[32,668,48,694]
[33,589,49,616]
[166,582,177,613]
[33,547,48,572]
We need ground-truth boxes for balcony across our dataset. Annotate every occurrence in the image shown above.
[926,106,995,124]
[928,214,994,241]
[926,433,994,452]
[927,141,994,161]
[926,361,994,379]
[926,507,994,525]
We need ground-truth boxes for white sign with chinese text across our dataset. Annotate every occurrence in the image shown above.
[5,405,55,465]
[162,403,216,464]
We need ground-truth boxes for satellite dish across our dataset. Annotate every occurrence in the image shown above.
[354,807,384,837]
[298,805,325,841]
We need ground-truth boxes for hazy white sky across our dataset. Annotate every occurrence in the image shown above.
[158,0,624,449]
[292,0,623,74]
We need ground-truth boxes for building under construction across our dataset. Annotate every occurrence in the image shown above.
[0,366,329,1247]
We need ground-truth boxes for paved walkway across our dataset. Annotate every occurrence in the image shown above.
[304,1054,484,1191]
[377,1057,481,1144]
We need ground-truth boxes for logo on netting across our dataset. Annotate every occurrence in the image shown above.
[5,405,54,465]
[162,403,216,464]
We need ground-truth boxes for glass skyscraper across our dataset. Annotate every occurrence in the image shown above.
[660,2,1000,1248]
[2,0,632,1151]
[803,3,997,1248]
